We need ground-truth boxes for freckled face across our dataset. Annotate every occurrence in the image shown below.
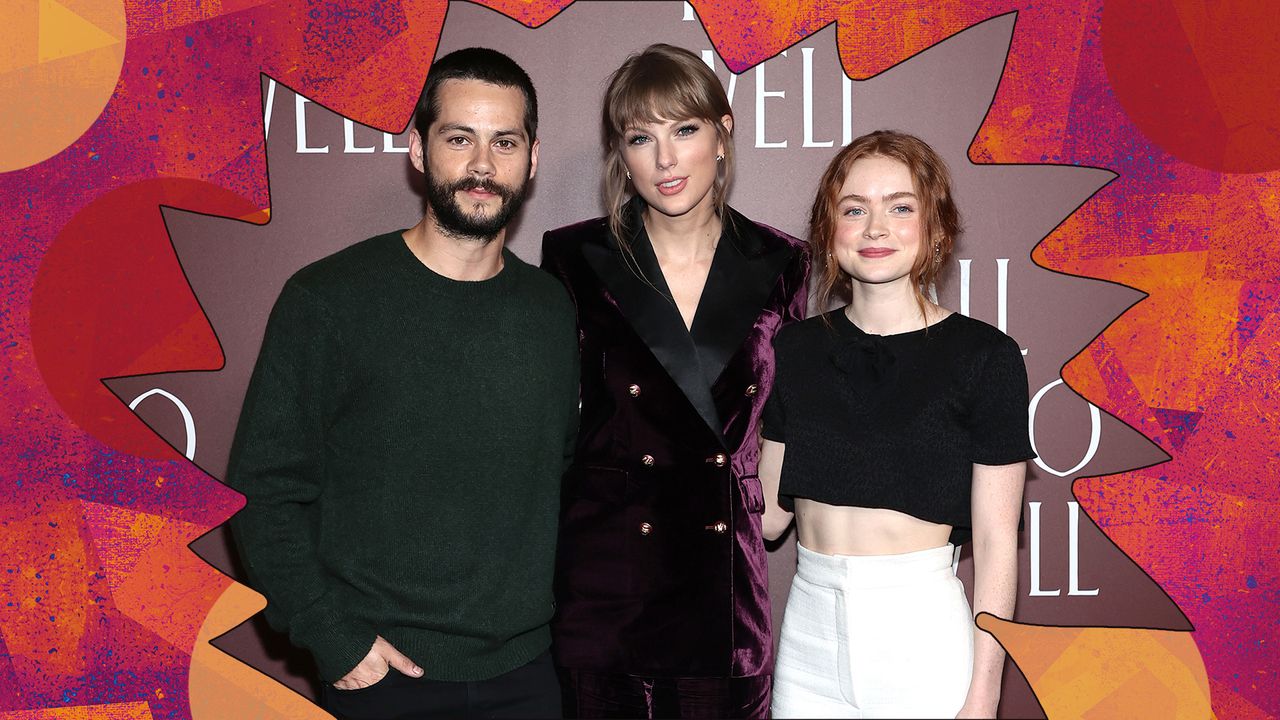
[620,115,730,220]
[832,155,923,287]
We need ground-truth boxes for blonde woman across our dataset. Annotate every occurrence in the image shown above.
[541,44,809,718]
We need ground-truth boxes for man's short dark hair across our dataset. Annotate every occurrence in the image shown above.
[414,47,538,142]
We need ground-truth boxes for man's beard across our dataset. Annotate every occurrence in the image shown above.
[425,173,528,243]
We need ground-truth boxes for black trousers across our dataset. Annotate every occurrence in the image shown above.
[320,651,562,720]
[559,668,771,719]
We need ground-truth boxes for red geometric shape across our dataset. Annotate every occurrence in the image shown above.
[1102,0,1280,173]
[29,179,258,459]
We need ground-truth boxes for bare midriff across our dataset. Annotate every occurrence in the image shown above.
[793,498,953,556]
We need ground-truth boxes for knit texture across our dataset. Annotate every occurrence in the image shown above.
[227,231,579,681]
[762,310,1034,545]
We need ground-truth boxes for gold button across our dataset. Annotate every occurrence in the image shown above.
[641,454,655,466]
[706,521,728,534]
[628,384,641,397]
[745,384,758,396]
[710,453,728,467]
[639,522,653,536]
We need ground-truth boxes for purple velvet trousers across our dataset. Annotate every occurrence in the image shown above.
[559,668,771,719]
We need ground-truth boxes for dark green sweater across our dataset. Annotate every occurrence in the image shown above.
[226,231,579,682]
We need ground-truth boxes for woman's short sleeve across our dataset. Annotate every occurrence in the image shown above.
[968,335,1036,465]
[761,335,789,442]
[761,384,786,442]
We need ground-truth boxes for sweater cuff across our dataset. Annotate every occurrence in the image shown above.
[288,596,379,682]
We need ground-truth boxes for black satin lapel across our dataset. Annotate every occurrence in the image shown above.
[581,241,725,438]
[691,223,795,389]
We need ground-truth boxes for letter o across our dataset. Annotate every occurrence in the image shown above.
[128,388,197,461]
[1028,379,1101,478]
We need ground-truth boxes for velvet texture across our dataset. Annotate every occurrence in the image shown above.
[540,204,809,681]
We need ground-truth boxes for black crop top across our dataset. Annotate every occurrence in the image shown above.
[761,309,1035,545]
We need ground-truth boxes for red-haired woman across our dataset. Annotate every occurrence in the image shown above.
[761,130,1032,718]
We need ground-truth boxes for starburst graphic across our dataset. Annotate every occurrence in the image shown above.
[110,4,1190,715]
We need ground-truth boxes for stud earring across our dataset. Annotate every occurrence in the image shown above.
[716,154,724,162]
[626,170,632,180]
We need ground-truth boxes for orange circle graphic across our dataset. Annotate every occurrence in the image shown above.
[0,0,126,172]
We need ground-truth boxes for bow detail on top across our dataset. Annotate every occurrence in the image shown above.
[830,332,900,405]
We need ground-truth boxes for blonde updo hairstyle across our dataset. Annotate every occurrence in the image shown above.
[810,130,961,318]
[602,44,735,245]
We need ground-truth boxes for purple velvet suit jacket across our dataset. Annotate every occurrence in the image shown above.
[540,204,809,679]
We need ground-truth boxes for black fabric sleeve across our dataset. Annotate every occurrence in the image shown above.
[968,335,1037,465]
[761,386,786,442]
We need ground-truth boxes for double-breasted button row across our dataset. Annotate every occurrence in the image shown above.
[628,381,756,399]
[639,521,726,536]
[640,453,726,468]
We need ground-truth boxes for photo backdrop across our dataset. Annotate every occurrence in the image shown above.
[2,1,1277,719]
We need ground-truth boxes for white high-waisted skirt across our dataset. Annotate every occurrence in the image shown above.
[772,543,973,719]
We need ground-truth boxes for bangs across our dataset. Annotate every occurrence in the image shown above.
[607,57,724,137]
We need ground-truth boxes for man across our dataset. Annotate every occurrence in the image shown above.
[227,47,578,719]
